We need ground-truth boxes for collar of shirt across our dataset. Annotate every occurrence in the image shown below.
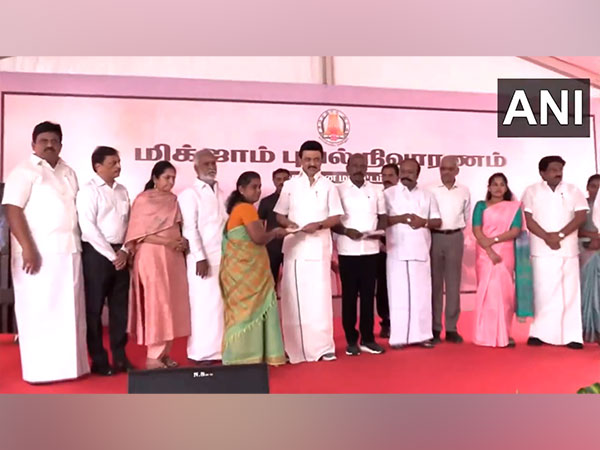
[343,178,371,191]
[298,169,323,185]
[402,183,420,194]
[91,173,122,190]
[30,153,65,170]
[541,180,564,192]
[436,182,458,190]
[195,178,219,191]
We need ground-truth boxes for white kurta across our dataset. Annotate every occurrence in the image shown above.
[273,171,344,363]
[384,184,441,345]
[3,155,89,383]
[522,180,588,345]
[178,178,227,361]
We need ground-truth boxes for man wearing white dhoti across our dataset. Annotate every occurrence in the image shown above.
[3,121,89,383]
[179,149,227,364]
[522,156,588,349]
[274,140,343,363]
[384,158,442,349]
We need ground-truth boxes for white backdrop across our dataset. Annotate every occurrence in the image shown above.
[2,91,597,292]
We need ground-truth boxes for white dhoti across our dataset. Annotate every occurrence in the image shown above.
[186,259,224,361]
[387,257,433,345]
[280,258,335,363]
[12,252,89,383]
[530,256,583,345]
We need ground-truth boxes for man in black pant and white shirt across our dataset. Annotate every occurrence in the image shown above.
[333,153,386,356]
[76,146,132,375]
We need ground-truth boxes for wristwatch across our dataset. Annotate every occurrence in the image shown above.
[558,232,565,239]
[493,237,499,243]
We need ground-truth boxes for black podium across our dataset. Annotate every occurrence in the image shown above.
[128,363,270,394]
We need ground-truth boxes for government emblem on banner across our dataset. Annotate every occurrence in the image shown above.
[317,109,350,145]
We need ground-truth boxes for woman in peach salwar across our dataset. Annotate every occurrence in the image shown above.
[472,173,523,348]
[125,161,191,369]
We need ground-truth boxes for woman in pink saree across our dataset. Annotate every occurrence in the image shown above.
[125,161,191,369]
[472,173,523,348]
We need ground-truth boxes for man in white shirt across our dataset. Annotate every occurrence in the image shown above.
[522,156,588,349]
[3,121,89,383]
[274,140,344,363]
[384,158,442,349]
[333,154,386,356]
[178,149,227,364]
[376,163,400,338]
[428,155,471,344]
[76,146,131,375]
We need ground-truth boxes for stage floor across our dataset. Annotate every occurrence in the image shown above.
[2,297,599,393]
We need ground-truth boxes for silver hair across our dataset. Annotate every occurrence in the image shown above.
[193,148,215,164]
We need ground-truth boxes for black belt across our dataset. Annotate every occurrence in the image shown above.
[431,229,462,235]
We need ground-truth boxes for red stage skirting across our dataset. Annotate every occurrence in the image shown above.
[1,311,599,393]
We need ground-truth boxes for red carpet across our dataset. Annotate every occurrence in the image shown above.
[1,310,599,393]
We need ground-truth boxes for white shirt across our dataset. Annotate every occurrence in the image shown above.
[521,180,588,257]
[76,174,130,262]
[273,171,344,260]
[428,183,471,230]
[384,184,441,261]
[335,179,385,256]
[178,178,227,266]
[2,154,80,254]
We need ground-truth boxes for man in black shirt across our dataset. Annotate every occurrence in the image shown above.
[258,168,291,287]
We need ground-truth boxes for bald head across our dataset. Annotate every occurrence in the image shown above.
[440,155,459,186]
[194,148,217,183]
[346,153,367,187]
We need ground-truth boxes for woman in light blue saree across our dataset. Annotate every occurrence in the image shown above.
[578,174,600,344]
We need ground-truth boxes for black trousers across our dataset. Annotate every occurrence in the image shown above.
[375,251,390,327]
[82,242,130,367]
[267,246,284,288]
[338,254,378,345]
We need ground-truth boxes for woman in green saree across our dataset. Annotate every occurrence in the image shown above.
[219,171,289,366]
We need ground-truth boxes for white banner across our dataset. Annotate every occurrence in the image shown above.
[2,92,597,292]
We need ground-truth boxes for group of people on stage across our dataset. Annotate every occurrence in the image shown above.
[4,120,600,385]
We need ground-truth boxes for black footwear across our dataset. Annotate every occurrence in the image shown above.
[419,341,435,348]
[380,325,390,339]
[91,364,113,376]
[507,338,516,348]
[567,342,583,350]
[113,358,135,373]
[345,344,361,356]
[527,337,543,346]
[445,331,463,343]
[431,330,442,344]
[390,344,405,350]
[359,341,385,354]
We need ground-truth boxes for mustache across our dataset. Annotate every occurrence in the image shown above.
[308,166,318,170]
[401,177,413,182]
[351,172,365,177]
